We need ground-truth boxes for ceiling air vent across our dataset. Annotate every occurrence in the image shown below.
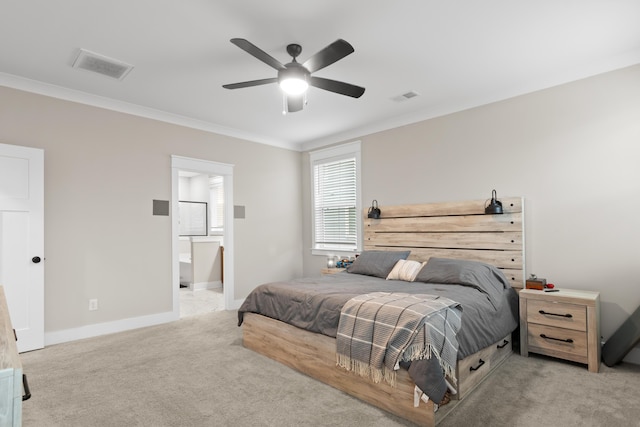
[392,91,420,102]
[72,49,134,80]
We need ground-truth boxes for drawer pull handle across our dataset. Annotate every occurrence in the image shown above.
[497,339,509,349]
[540,334,574,344]
[539,310,572,318]
[23,374,31,401]
[469,359,485,372]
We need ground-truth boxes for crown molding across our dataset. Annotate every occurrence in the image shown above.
[0,72,301,152]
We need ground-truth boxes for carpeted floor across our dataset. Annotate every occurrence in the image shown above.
[20,310,640,426]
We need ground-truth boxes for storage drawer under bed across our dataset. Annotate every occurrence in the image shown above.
[454,333,512,400]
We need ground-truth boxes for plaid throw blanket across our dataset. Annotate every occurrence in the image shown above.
[336,292,462,387]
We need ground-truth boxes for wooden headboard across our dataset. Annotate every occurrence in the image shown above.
[363,197,525,288]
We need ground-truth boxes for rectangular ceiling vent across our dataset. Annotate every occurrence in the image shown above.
[392,91,420,102]
[72,49,134,80]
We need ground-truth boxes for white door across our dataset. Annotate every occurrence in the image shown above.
[0,143,44,352]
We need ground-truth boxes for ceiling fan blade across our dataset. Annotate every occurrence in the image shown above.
[286,95,304,113]
[223,77,277,90]
[309,77,365,98]
[230,38,285,70]
[303,39,355,73]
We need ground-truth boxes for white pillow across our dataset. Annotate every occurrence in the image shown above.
[386,259,426,282]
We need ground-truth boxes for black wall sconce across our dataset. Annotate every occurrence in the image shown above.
[367,200,381,219]
[484,190,504,214]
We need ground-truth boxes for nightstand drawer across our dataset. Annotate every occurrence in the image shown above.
[527,299,586,331]
[527,324,588,364]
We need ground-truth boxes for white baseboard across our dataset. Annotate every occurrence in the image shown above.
[45,297,244,347]
[191,280,222,291]
[45,310,179,347]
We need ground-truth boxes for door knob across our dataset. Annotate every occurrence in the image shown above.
[32,256,41,263]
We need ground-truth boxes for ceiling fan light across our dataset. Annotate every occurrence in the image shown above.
[278,64,309,95]
[279,77,308,95]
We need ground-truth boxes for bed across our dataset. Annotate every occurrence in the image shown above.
[238,197,524,426]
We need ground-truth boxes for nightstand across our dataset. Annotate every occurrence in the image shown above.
[321,268,346,275]
[519,288,600,372]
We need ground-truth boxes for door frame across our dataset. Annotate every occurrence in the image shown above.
[171,156,234,315]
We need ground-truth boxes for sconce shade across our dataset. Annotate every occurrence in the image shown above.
[367,200,381,219]
[484,189,503,214]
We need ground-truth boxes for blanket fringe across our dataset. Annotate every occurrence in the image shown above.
[336,354,398,387]
[337,347,458,387]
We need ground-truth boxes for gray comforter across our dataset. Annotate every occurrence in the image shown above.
[237,271,518,359]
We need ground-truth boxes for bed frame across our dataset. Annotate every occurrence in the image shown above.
[242,197,525,426]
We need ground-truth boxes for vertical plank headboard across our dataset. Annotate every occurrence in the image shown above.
[363,197,525,288]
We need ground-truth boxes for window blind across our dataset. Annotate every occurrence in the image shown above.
[313,156,357,250]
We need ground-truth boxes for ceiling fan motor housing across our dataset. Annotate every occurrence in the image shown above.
[278,62,310,83]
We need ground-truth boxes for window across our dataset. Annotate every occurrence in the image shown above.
[310,141,361,254]
[209,175,224,233]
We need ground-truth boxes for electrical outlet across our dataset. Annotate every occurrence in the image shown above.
[89,299,98,311]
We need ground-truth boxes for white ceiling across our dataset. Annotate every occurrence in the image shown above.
[1,1,639,151]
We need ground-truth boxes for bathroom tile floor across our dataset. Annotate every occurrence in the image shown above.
[180,287,225,318]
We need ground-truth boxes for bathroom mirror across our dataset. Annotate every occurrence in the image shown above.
[179,201,208,236]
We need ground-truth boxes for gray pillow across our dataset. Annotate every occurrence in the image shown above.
[414,257,509,309]
[347,250,411,278]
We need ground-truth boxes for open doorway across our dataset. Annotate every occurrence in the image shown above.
[171,156,234,319]
[178,172,224,316]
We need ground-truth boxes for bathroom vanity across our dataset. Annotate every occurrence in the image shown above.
[179,236,223,290]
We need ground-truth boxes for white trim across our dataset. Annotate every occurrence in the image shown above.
[171,156,235,315]
[171,156,234,175]
[44,298,245,347]
[309,141,362,255]
[45,310,178,346]
[190,280,222,291]
[309,140,361,160]
[5,47,640,155]
[300,49,640,152]
[0,72,298,151]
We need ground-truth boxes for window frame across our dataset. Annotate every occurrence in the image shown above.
[309,141,362,256]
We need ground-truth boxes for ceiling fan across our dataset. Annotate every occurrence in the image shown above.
[222,38,365,113]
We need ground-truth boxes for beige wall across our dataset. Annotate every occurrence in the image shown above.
[2,62,639,356]
[0,86,303,334]
[303,64,640,347]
